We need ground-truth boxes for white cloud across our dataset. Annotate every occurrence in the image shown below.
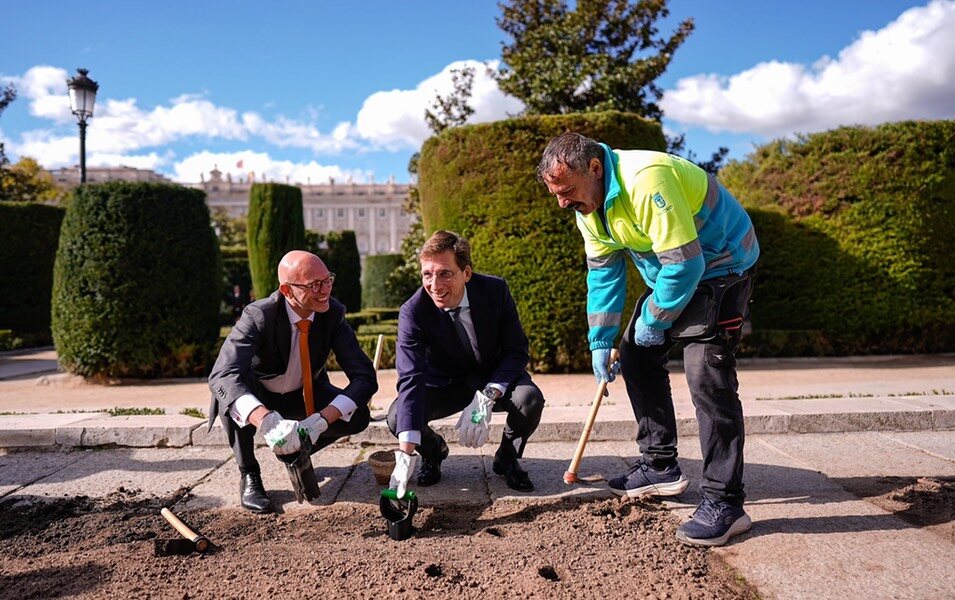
[661,0,955,137]
[172,150,370,185]
[87,151,169,171]
[355,59,524,149]
[15,66,74,123]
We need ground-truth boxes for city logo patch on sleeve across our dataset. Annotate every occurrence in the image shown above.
[652,192,672,213]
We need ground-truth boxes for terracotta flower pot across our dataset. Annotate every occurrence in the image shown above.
[368,450,396,486]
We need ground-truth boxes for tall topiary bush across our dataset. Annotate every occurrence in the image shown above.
[52,182,221,378]
[0,202,65,344]
[363,253,405,308]
[721,120,955,354]
[321,230,361,312]
[418,111,665,371]
[247,183,305,299]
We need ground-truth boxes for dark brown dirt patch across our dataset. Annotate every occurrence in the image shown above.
[837,475,955,542]
[0,493,759,599]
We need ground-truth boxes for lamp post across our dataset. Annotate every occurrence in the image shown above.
[66,68,98,184]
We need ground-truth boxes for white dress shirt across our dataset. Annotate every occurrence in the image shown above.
[230,300,358,427]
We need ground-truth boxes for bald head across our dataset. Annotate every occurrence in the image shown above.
[278,250,324,285]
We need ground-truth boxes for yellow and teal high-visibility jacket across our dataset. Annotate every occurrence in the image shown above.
[579,144,759,351]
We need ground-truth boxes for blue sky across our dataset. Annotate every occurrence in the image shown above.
[1,0,952,184]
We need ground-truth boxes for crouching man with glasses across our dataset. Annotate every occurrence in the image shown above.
[387,231,545,498]
[209,250,377,513]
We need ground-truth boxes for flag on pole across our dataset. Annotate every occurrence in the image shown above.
[236,159,244,169]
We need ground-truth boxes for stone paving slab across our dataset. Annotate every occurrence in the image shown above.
[179,444,364,513]
[0,450,88,497]
[5,447,230,504]
[54,414,203,448]
[486,441,624,502]
[754,431,955,480]
[339,444,490,507]
[657,435,955,600]
[880,430,955,461]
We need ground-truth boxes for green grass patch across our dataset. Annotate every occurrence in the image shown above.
[107,407,166,417]
[180,407,205,419]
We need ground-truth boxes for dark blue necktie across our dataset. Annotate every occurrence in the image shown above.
[448,307,477,364]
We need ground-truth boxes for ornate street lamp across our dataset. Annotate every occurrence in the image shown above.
[66,68,99,184]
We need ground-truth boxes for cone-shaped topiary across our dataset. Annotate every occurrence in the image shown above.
[247,183,305,299]
[52,182,221,378]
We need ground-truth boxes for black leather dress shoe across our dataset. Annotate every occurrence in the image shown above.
[492,457,535,492]
[240,472,273,513]
[417,440,450,487]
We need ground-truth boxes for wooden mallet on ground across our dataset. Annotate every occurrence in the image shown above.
[564,349,619,485]
[158,507,210,554]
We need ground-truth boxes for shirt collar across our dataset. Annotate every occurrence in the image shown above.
[284,297,315,326]
[598,142,622,209]
[443,288,471,312]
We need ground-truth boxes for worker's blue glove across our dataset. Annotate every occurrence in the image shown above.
[634,317,665,347]
[591,348,621,384]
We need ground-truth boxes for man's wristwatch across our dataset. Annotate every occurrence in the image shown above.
[482,386,503,402]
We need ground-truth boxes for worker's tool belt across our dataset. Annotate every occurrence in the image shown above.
[668,272,749,342]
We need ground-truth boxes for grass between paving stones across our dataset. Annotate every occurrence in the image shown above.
[757,389,954,401]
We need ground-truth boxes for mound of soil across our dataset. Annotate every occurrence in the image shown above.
[0,491,758,599]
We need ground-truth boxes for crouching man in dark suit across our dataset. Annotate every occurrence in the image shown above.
[387,231,545,497]
[209,250,377,513]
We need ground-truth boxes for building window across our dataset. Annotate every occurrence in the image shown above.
[358,208,365,217]
[378,208,386,218]
[358,240,368,252]
[317,208,324,218]
[337,208,345,218]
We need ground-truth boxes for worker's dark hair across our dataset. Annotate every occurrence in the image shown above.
[537,132,603,181]
[419,230,472,270]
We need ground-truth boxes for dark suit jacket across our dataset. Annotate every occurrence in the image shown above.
[207,291,377,430]
[394,273,530,434]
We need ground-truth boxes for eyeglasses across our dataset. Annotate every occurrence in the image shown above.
[421,269,460,283]
[287,274,336,293]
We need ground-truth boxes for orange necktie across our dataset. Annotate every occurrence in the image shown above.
[296,319,315,416]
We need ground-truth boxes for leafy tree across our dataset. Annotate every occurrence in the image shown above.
[0,83,18,192]
[495,0,693,119]
[210,207,247,252]
[424,66,477,134]
[0,157,65,203]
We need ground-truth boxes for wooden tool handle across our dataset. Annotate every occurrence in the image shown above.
[160,508,209,552]
[373,333,384,371]
[564,349,619,484]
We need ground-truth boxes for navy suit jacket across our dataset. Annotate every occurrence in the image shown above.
[207,291,377,430]
[394,273,530,434]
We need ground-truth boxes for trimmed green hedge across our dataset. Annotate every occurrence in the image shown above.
[0,202,65,342]
[52,182,221,378]
[247,183,305,299]
[363,253,406,308]
[318,230,361,312]
[721,121,955,354]
[418,111,664,371]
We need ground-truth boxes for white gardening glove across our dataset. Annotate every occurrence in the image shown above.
[259,411,301,456]
[455,389,496,448]
[298,413,329,445]
[389,450,418,499]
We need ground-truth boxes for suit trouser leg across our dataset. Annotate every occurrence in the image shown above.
[683,276,753,506]
[619,291,680,469]
[220,412,260,474]
[494,372,545,461]
[387,373,545,462]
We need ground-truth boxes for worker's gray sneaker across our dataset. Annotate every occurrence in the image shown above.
[676,498,752,547]
[608,460,690,498]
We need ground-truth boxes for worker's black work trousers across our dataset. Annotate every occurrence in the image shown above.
[618,273,754,506]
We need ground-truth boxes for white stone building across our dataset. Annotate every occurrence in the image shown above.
[49,165,415,258]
